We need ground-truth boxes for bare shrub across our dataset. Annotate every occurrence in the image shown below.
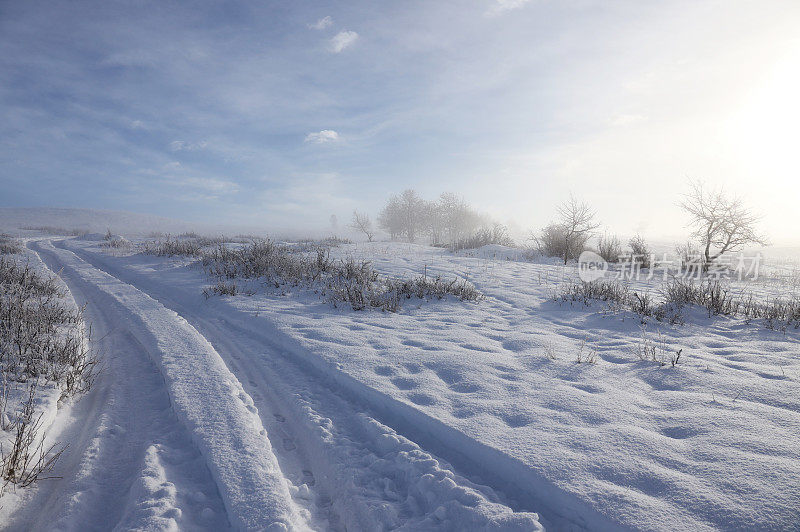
[451,224,514,251]
[141,236,202,257]
[203,280,241,298]
[0,257,96,494]
[628,235,652,269]
[200,240,481,311]
[0,235,22,255]
[101,236,131,251]
[0,258,97,397]
[575,337,597,364]
[596,233,622,263]
[556,279,631,308]
[1,382,67,492]
[557,276,799,330]
[675,241,703,273]
[533,223,590,262]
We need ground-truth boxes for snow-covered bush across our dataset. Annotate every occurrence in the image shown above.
[451,224,514,251]
[0,258,96,396]
[141,236,203,257]
[101,236,131,251]
[199,240,482,311]
[0,235,21,255]
[628,235,652,269]
[557,277,800,330]
[0,257,97,495]
[533,223,589,263]
[596,233,622,263]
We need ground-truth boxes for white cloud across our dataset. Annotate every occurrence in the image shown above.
[169,140,208,151]
[487,0,532,15]
[329,31,358,53]
[309,16,333,30]
[304,130,340,144]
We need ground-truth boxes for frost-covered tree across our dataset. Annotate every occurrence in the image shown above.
[555,194,600,264]
[378,189,426,242]
[437,193,482,246]
[680,180,768,269]
[377,195,403,240]
[349,210,375,242]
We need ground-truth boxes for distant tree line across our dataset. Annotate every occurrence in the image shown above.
[347,180,766,271]
[372,189,511,248]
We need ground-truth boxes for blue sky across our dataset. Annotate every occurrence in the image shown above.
[2,1,799,242]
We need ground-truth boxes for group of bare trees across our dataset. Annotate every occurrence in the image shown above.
[532,181,767,269]
[348,180,766,272]
[370,190,490,246]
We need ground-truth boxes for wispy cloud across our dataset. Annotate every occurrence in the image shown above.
[304,130,340,144]
[169,140,208,152]
[329,31,358,53]
[487,0,532,16]
[309,16,333,30]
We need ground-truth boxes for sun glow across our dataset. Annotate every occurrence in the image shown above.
[732,43,800,191]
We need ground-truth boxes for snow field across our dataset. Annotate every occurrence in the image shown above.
[74,238,800,531]
[30,240,301,530]
[63,239,546,530]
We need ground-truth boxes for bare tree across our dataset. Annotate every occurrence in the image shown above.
[397,189,425,242]
[680,180,768,269]
[377,190,426,242]
[555,194,600,265]
[377,195,402,240]
[349,210,374,242]
[437,193,483,246]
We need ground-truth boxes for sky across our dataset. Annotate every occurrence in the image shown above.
[1,0,799,244]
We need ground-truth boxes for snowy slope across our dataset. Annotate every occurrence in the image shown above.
[5,235,799,531]
[65,239,800,531]
[4,238,544,531]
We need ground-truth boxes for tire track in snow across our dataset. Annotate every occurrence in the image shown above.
[49,243,546,530]
[31,240,309,531]
[57,240,616,531]
[10,242,230,531]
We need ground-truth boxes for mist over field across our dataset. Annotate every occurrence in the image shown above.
[1,2,799,531]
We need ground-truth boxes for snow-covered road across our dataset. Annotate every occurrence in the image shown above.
[7,240,545,531]
[8,236,797,531]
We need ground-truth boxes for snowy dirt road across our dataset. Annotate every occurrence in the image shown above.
[6,240,547,531]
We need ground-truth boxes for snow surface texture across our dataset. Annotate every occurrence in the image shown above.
[4,232,799,530]
[69,238,800,530]
[4,239,543,531]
